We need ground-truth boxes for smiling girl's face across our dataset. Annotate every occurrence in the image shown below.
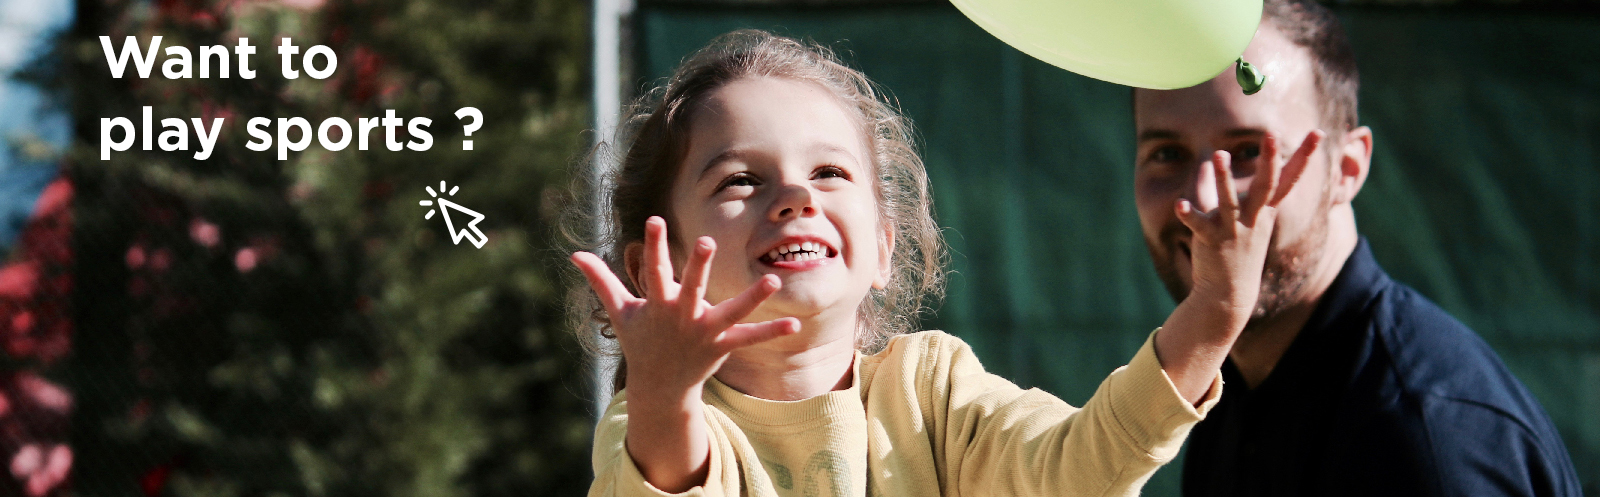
[666,76,893,334]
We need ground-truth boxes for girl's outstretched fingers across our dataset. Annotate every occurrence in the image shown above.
[1269,130,1325,207]
[642,216,678,301]
[1244,133,1285,223]
[572,251,633,316]
[1174,198,1203,232]
[717,318,801,351]
[1174,150,1237,234]
[1210,150,1241,226]
[706,275,782,330]
[678,237,716,322]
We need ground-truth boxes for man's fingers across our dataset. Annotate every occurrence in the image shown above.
[706,275,781,329]
[678,237,716,321]
[716,318,800,351]
[1211,150,1240,224]
[642,216,677,300]
[1271,130,1325,206]
[571,251,634,315]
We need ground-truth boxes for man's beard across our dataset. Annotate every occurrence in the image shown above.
[1145,191,1332,328]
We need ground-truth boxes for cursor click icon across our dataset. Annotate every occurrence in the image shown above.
[420,181,489,249]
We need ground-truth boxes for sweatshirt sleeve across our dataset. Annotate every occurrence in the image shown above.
[925,329,1221,497]
[588,391,751,497]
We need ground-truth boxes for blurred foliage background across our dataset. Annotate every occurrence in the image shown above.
[4,0,597,495]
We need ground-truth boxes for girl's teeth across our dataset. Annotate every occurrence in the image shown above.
[763,242,832,263]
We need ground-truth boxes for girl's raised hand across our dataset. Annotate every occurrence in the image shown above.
[571,216,800,397]
[1177,130,1324,318]
[572,217,798,492]
[1155,130,1324,404]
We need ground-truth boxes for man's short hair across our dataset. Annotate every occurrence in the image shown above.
[1264,0,1361,132]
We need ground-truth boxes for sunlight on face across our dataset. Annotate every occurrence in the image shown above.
[669,77,892,335]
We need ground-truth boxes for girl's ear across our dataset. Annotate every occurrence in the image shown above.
[873,224,895,290]
[624,241,649,298]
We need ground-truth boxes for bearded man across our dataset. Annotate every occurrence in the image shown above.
[1130,0,1581,495]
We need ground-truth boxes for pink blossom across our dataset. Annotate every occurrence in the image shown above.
[0,263,39,300]
[10,311,33,333]
[11,444,71,497]
[189,219,221,248]
[17,373,72,413]
[126,245,147,269]
[11,444,39,478]
[235,248,258,273]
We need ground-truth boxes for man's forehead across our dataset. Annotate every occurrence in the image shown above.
[1134,86,1271,135]
[1133,25,1319,136]
[1137,127,1265,143]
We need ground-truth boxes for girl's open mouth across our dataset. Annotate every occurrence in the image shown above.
[759,241,839,266]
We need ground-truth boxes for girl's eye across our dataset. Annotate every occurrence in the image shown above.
[814,165,850,180]
[716,173,759,192]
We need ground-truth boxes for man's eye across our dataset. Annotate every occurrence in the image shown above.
[1150,146,1186,164]
[1236,144,1262,160]
[1229,144,1262,177]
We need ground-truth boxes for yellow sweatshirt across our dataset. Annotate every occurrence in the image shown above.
[590,329,1221,497]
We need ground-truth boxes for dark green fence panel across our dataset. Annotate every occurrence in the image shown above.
[634,5,1599,495]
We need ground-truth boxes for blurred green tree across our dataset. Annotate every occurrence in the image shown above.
[47,0,594,495]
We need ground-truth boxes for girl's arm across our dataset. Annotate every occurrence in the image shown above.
[573,217,798,493]
[1152,131,1324,404]
[913,330,1215,497]
[892,132,1323,496]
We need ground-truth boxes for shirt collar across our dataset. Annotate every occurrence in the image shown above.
[1298,236,1389,341]
[1221,236,1390,393]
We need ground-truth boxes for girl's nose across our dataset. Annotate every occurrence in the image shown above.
[769,182,818,221]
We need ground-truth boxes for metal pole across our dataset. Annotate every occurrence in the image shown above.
[591,0,634,421]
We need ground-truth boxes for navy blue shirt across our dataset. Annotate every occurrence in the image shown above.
[1182,238,1582,496]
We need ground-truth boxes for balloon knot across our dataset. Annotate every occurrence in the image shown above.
[1236,57,1267,95]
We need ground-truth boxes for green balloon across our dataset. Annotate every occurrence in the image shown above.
[951,0,1264,89]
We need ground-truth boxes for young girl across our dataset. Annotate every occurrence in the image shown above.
[568,30,1321,497]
